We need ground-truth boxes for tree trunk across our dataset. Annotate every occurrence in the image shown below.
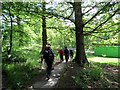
[41,2,47,54]
[7,3,13,62]
[41,15,47,54]
[40,2,47,63]
[0,2,2,66]
[74,2,88,64]
[16,16,23,46]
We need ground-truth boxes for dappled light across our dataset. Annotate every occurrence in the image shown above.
[2,1,119,89]
[30,61,66,88]
[88,57,118,63]
[42,78,59,87]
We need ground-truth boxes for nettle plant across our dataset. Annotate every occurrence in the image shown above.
[74,64,104,87]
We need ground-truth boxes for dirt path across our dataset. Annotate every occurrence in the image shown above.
[28,61,69,89]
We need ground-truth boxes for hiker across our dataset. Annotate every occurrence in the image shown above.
[43,44,54,80]
[69,49,74,60]
[58,49,64,62]
[64,47,69,63]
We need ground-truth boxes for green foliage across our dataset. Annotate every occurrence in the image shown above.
[74,64,104,87]
[88,56,119,66]
[88,64,104,81]
[3,62,40,89]
[74,58,119,88]
[92,62,120,67]
[2,1,119,89]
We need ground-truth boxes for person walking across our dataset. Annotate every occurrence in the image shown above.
[64,47,69,63]
[69,49,74,60]
[43,44,54,80]
[58,49,64,62]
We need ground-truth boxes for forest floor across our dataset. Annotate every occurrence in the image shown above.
[54,62,119,88]
[3,57,119,89]
[27,57,119,89]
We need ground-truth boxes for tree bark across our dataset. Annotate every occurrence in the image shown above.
[74,2,88,64]
[7,3,13,62]
[41,2,47,54]
[40,2,47,63]
[16,16,23,46]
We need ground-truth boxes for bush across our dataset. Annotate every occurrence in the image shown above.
[89,65,103,81]
[2,62,40,89]
[74,64,104,87]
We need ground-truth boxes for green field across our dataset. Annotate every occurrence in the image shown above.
[88,57,119,63]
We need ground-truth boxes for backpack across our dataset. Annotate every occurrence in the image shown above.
[43,49,54,60]
[64,49,69,55]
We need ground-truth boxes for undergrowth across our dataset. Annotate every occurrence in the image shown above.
[74,64,104,88]
[2,62,40,89]
[74,62,119,88]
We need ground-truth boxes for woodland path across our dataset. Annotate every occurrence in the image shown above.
[27,57,119,89]
[29,60,69,89]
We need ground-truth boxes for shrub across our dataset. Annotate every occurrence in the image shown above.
[74,64,104,87]
[2,62,40,89]
[89,65,103,81]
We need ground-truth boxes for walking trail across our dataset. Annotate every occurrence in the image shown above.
[29,61,68,89]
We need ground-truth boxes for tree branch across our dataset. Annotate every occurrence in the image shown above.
[83,2,110,26]
[2,14,8,21]
[46,11,75,23]
[86,29,119,33]
[82,3,102,16]
[47,26,72,30]
[67,9,74,19]
[91,34,109,40]
[82,2,107,8]
[60,7,73,12]
[67,2,74,6]
[84,22,119,33]
[84,8,119,36]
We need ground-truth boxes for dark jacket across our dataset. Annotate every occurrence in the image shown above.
[43,48,54,60]
[64,48,69,56]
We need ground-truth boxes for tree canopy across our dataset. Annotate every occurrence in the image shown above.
[2,1,119,63]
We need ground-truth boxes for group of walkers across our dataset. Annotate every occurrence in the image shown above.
[58,47,74,63]
[42,44,74,80]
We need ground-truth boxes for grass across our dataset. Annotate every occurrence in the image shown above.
[2,61,41,89]
[88,56,119,62]
[74,63,119,88]
[87,55,119,66]
[74,64,104,88]
[73,56,119,88]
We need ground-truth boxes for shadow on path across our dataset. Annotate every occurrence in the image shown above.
[29,61,68,89]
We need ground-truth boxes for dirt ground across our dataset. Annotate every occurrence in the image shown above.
[54,62,119,88]
[54,62,82,88]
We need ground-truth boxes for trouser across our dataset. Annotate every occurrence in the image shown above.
[45,59,53,77]
[60,55,64,61]
[65,55,69,63]
[70,54,73,59]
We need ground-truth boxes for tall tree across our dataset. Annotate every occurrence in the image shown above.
[73,1,88,64]
[7,2,13,61]
[43,1,119,64]
[41,2,47,54]
[40,1,47,63]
